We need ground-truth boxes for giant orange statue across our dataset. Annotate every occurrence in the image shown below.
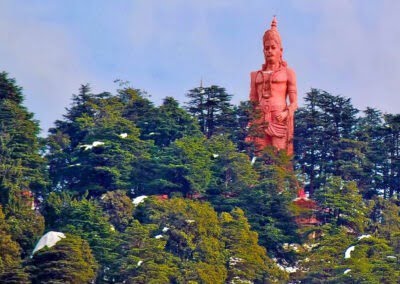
[247,17,298,156]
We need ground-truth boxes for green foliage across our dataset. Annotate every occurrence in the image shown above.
[0,267,30,284]
[135,197,227,283]
[206,135,258,197]
[28,233,98,284]
[40,191,73,229]
[298,226,353,282]
[300,229,400,283]
[5,70,400,282]
[134,197,286,283]
[42,193,118,282]
[99,190,133,231]
[238,184,298,257]
[117,220,180,283]
[236,149,299,256]
[295,89,363,195]
[186,85,235,138]
[0,72,47,205]
[0,205,27,282]
[138,96,202,147]
[5,189,45,257]
[148,136,212,196]
[230,101,252,151]
[340,237,399,283]
[119,87,156,134]
[173,136,212,195]
[221,208,288,283]
[314,177,367,232]
[46,85,151,196]
[294,89,400,201]
[369,198,400,254]
[380,114,400,198]
[355,108,387,198]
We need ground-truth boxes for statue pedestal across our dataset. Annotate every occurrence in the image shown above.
[292,189,320,226]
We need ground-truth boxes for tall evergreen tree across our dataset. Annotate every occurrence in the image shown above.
[370,197,400,254]
[220,208,287,283]
[57,197,117,258]
[147,136,212,196]
[28,234,98,284]
[135,197,228,283]
[47,85,151,196]
[231,101,252,151]
[206,135,258,200]
[5,189,45,257]
[314,177,367,232]
[381,114,400,198]
[134,96,201,147]
[42,193,118,282]
[119,87,156,133]
[300,229,399,283]
[117,220,180,283]
[295,89,361,195]
[356,108,387,198]
[0,72,47,205]
[98,190,134,232]
[0,205,29,283]
[186,85,235,138]
[237,148,299,257]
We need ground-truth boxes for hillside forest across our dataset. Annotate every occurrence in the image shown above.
[1,71,400,283]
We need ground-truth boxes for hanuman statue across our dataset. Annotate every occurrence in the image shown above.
[246,16,298,156]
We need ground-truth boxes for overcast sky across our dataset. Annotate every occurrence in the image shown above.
[1,0,400,134]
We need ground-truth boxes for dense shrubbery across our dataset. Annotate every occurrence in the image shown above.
[1,72,400,282]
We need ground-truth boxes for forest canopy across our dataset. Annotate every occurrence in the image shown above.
[1,71,400,283]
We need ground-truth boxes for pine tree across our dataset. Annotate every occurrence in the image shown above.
[295,89,361,195]
[356,108,387,198]
[0,72,47,205]
[28,234,98,284]
[370,198,400,254]
[0,205,29,283]
[206,135,258,205]
[230,101,252,151]
[340,237,399,283]
[381,114,400,198]
[47,85,151,196]
[237,148,299,257]
[119,87,156,133]
[136,96,202,147]
[221,208,287,283]
[186,85,235,138]
[5,188,45,257]
[42,194,119,282]
[135,197,228,283]
[117,220,180,283]
[299,225,400,283]
[294,90,323,195]
[299,226,353,282]
[314,177,367,232]
[99,190,133,231]
[149,136,212,196]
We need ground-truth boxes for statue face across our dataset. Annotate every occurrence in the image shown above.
[263,40,282,65]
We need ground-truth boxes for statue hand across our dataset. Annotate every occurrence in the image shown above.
[276,110,288,123]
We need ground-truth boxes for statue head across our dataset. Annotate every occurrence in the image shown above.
[262,16,285,67]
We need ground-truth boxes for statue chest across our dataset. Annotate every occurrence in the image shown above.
[255,69,287,100]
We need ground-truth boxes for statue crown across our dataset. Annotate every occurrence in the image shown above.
[263,16,282,47]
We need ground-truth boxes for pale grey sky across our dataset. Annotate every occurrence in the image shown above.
[1,1,399,134]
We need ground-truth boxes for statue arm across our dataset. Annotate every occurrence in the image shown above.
[249,72,258,102]
[286,67,298,113]
[276,68,297,123]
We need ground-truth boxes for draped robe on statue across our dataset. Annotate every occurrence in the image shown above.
[248,63,297,156]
